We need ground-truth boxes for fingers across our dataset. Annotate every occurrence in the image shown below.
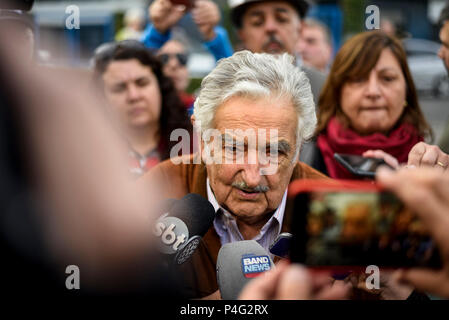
[238,260,289,300]
[150,0,186,33]
[407,142,427,167]
[363,150,399,169]
[376,167,449,248]
[276,264,313,300]
[192,0,220,26]
[315,281,351,300]
[407,142,448,170]
[397,268,449,298]
[420,146,439,166]
[436,151,449,172]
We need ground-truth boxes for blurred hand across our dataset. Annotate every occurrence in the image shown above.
[192,0,221,41]
[239,261,350,300]
[149,0,186,34]
[407,142,449,171]
[377,167,449,298]
[344,271,413,300]
[363,150,400,169]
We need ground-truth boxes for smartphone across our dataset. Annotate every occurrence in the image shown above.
[288,179,441,272]
[334,153,390,179]
[169,0,195,10]
[269,232,292,259]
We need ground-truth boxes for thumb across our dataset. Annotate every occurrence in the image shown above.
[398,268,449,298]
[276,264,313,300]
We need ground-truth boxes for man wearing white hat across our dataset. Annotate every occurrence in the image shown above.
[228,0,325,105]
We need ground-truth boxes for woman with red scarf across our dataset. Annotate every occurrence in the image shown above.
[309,31,432,179]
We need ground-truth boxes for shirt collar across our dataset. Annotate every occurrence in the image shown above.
[206,178,287,239]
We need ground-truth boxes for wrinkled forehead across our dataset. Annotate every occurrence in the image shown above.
[211,95,298,141]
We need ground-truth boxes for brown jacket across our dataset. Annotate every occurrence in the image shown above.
[142,154,327,298]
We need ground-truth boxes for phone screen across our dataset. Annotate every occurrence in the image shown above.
[290,189,441,270]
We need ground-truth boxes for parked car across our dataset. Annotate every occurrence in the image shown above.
[403,38,449,97]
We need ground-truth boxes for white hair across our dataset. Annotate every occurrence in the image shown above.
[193,50,317,159]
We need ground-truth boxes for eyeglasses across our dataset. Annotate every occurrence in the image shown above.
[158,53,188,66]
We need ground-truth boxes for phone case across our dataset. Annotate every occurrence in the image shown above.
[287,179,441,271]
[333,153,384,178]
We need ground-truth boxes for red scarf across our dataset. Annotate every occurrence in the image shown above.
[317,117,423,179]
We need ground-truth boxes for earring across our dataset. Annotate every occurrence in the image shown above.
[404,101,408,107]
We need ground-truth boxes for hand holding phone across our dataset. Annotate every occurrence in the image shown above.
[169,0,195,10]
[150,0,189,34]
[289,179,441,271]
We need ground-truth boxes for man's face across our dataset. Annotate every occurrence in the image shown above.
[297,25,332,72]
[238,1,301,55]
[438,21,449,73]
[157,40,189,93]
[203,95,298,224]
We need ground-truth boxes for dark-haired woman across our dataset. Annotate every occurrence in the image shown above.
[93,40,192,176]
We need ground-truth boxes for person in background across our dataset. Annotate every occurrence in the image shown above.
[115,7,146,41]
[228,0,326,106]
[305,31,431,179]
[157,37,195,113]
[296,18,333,73]
[93,40,191,176]
[142,0,233,61]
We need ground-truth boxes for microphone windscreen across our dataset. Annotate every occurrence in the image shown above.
[217,240,273,300]
[157,198,178,216]
[169,193,215,237]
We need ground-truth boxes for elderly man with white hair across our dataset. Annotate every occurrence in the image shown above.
[142,50,326,299]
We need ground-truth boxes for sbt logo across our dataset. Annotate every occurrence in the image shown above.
[241,254,272,278]
[154,215,188,254]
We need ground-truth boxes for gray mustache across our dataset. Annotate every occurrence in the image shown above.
[232,181,270,193]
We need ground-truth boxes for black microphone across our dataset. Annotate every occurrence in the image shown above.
[153,193,215,265]
[216,240,274,300]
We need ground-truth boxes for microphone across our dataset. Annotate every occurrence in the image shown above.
[153,193,215,265]
[269,232,292,258]
[216,240,274,300]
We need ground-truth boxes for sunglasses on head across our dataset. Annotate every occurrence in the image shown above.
[93,39,152,62]
[158,53,188,66]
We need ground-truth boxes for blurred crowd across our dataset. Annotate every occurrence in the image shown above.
[2,0,449,301]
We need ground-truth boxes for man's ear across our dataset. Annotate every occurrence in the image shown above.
[191,115,205,162]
